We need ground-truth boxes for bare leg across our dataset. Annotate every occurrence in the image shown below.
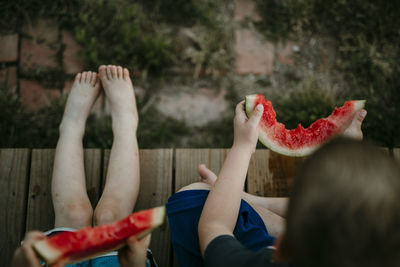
[52,72,100,228]
[179,165,288,237]
[197,164,289,217]
[179,181,286,237]
[94,65,139,226]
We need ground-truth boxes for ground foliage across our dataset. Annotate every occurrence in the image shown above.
[256,0,400,147]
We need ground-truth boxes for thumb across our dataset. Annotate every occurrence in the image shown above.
[248,104,264,127]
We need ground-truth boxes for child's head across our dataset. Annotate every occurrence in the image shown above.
[285,138,400,267]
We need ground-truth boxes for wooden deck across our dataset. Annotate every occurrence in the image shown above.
[0,148,398,266]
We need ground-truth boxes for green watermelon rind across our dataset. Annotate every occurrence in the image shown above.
[33,206,166,265]
[245,95,366,157]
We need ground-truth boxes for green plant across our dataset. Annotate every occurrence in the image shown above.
[83,115,113,148]
[137,107,190,148]
[71,0,173,77]
[274,84,337,129]
[138,0,218,26]
[0,83,63,148]
[255,0,307,41]
[189,115,234,148]
[0,84,32,147]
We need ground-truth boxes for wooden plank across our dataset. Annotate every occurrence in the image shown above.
[103,149,173,267]
[84,149,102,207]
[136,149,173,267]
[26,149,55,231]
[379,147,390,154]
[102,149,110,189]
[247,150,304,197]
[393,148,400,163]
[174,149,228,191]
[0,149,30,267]
[26,149,102,231]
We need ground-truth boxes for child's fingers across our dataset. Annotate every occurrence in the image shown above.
[52,258,69,267]
[21,231,47,246]
[126,234,151,251]
[140,234,151,247]
[125,236,137,253]
[24,231,47,243]
[235,101,247,121]
[248,104,264,127]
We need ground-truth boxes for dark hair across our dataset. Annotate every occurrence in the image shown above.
[286,138,400,267]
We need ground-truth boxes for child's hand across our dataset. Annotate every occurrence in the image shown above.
[11,231,46,267]
[118,234,151,267]
[233,101,264,153]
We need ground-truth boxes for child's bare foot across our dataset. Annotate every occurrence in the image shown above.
[98,65,138,132]
[343,109,367,140]
[60,71,100,136]
[198,164,217,186]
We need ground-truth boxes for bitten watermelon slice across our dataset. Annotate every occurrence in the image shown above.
[245,95,365,156]
[33,206,165,265]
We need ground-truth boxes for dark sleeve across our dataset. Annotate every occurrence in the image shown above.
[204,235,288,267]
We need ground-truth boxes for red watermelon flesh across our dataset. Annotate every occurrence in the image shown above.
[245,95,365,156]
[33,206,165,265]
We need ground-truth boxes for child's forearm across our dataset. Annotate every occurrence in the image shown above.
[198,145,253,254]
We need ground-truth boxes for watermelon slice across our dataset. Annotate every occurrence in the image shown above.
[245,95,365,156]
[33,206,165,265]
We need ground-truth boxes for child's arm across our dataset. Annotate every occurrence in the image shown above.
[11,231,46,267]
[198,101,264,254]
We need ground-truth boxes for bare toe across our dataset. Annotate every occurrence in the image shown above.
[123,68,130,80]
[106,65,112,80]
[75,73,82,83]
[82,72,87,83]
[90,72,97,87]
[99,65,106,76]
[117,66,123,79]
[85,71,92,83]
[198,164,217,186]
[111,66,117,79]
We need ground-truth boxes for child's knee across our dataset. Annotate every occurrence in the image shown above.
[55,201,93,228]
[93,207,119,226]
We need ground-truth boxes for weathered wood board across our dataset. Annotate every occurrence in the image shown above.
[393,148,400,163]
[174,149,228,191]
[84,149,102,207]
[0,149,30,267]
[247,150,304,197]
[26,149,55,231]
